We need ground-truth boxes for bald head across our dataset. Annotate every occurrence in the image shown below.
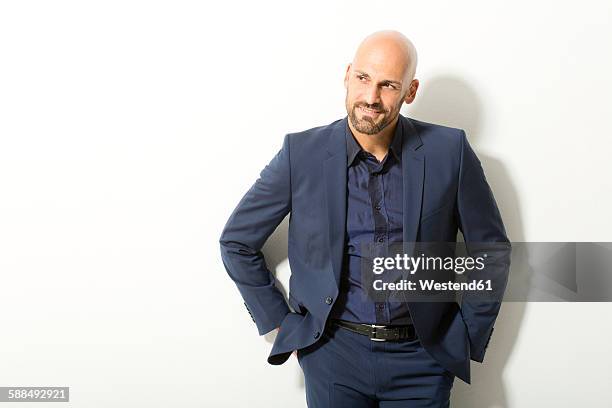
[352,30,418,83]
[344,30,419,137]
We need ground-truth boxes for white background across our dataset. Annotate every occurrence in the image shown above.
[1,1,611,407]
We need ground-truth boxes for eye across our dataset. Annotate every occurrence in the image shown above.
[357,75,367,81]
[384,83,396,89]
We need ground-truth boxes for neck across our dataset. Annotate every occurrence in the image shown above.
[348,115,399,162]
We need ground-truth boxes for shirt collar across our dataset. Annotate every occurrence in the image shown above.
[345,120,362,167]
[345,117,403,167]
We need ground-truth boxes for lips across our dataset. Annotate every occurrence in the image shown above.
[359,106,382,114]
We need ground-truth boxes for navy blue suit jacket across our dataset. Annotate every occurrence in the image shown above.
[219,114,510,384]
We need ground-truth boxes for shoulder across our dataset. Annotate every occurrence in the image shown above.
[406,116,466,156]
[284,117,344,157]
[286,117,342,141]
[408,116,465,142]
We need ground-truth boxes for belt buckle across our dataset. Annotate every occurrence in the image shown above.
[369,324,387,342]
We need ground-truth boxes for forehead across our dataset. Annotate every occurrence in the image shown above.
[352,45,408,81]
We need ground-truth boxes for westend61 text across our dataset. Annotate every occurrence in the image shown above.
[373,279,493,292]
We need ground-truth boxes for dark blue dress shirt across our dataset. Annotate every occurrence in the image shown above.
[329,118,413,325]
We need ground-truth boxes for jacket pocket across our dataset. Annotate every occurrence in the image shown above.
[420,200,454,222]
[288,293,306,315]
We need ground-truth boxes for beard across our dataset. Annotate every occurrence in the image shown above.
[346,96,399,135]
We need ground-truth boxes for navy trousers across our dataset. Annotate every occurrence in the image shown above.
[297,321,455,407]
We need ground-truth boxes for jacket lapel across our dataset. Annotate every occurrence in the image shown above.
[401,115,425,244]
[399,116,427,329]
[323,117,348,287]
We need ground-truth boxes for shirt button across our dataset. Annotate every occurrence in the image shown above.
[325,296,333,305]
[314,331,321,339]
[378,237,385,243]
[375,205,381,211]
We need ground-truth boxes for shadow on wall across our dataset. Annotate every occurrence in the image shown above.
[261,215,304,388]
[409,75,526,408]
[261,74,526,407]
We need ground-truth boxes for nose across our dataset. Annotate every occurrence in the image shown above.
[363,82,381,106]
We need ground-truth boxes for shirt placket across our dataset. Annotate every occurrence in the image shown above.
[365,154,391,324]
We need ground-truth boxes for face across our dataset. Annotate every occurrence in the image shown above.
[344,50,418,135]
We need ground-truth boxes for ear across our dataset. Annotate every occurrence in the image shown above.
[403,79,419,104]
[343,63,352,88]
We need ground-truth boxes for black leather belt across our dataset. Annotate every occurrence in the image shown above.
[331,319,417,342]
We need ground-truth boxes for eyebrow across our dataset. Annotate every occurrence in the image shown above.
[354,70,402,87]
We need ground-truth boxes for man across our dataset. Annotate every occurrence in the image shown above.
[220,30,510,407]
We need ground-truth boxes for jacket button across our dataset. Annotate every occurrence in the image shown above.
[314,331,320,339]
[325,296,333,305]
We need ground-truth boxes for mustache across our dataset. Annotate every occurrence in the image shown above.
[355,103,385,112]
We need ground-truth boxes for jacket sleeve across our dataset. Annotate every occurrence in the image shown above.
[219,134,292,335]
[455,130,512,363]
